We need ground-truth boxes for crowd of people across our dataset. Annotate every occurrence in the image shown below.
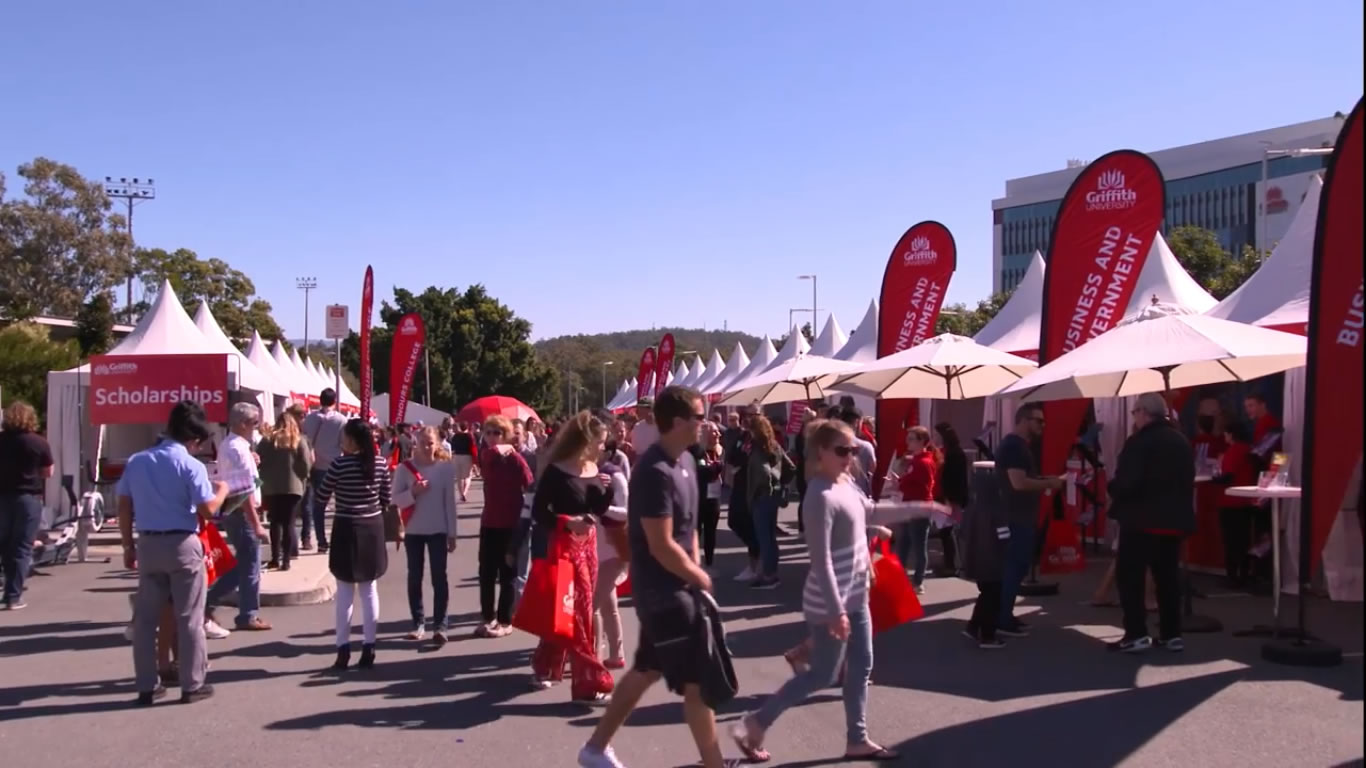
[0,378,1286,767]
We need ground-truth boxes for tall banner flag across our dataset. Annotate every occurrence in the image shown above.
[359,266,374,421]
[873,221,957,499]
[635,347,656,402]
[388,313,427,426]
[654,333,676,397]
[1302,97,1363,581]
[1037,150,1166,573]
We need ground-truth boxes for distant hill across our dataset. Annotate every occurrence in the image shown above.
[534,327,764,408]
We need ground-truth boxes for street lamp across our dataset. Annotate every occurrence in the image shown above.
[104,176,156,318]
[797,275,818,334]
[1259,145,1334,253]
[296,277,318,352]
[601,361,615,407]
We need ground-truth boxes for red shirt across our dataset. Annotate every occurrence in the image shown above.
[1219,442,1259,506]
[897,450,938,502]
[479,448,533,529]
[1192,433,1226,460]
[1253,413,1280,443]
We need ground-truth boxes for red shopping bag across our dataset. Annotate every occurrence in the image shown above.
[399,460,425,526]
[512,556,575,641]
[615,575,632,597]
[1038,518,1086,575]
[868,538,923,633]
[200,522,237,586]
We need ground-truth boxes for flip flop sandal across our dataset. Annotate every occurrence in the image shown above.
[729,722,772,763]
[842,746,900,762]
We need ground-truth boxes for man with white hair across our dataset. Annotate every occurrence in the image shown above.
[1107,391,1195,654]
[205,401,273,634]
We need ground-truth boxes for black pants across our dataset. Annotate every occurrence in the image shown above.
[967,581,1002,640]
[405,534,450,630]
[935,526,959,573]
[727,488,759,558]
[1117,529,1182,641]
[265,494,301,568]
[699,498,720,566]
[478,526,517,625]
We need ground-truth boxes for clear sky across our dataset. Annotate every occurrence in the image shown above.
[3,1,1362,343]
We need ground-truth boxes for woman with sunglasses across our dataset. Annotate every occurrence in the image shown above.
[476,415,535,638]
[732,419,899,763]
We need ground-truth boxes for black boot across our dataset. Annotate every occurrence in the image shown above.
[358,643,376,669]
[332,645,351,670]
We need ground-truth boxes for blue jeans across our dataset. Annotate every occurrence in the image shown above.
[752,496,781,577]
[513,519,532,605]
[754,607,873,745]
[895,519,930,588]
[404,534,450,630]
[0,494,43,604]
[998,521,1037,627]
[302,468,329,548]
[206,511,261,626]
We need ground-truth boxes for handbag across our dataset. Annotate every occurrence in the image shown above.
[399,460,425,527]
[512,555,576,641]
[200,522,237,587]
[868,538,923,633]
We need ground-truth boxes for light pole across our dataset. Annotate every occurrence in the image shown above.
[798,274,818,334]
[601,361,614,407]
[296,277,318,354]
[1259,146,1334,253]
[103,176,155,319]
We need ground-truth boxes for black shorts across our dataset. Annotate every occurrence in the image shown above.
[633,590,700,694]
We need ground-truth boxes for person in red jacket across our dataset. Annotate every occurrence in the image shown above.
[893,426,940,592]
[476,415,534,637]
[1215,422,1263,589]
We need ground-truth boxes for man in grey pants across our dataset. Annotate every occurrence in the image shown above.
[118,400,230,705]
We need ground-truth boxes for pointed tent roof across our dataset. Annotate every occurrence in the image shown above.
[1206,174,1322,333]
[108,280,212,356]
[702,342,753,395]
[676,355,705,389]
[271,342,314,398]
[606,380,630,409]
[306,357,330,392]
[245,331,296,395]
[727,327,808,395]
[809,314,848,358]
[974,252,1046,357]
[288,347,321,396]
[713,336,777,396]
[191,302,277,393]
[672,359,694,390]
[834,300,879,362]
[1123,232,1217,320]
[614,378,640,410]
[328,366,361,408]
[690,349,728,394]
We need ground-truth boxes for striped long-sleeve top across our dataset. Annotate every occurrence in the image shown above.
[800,474,872,623]
[315,453,392,519]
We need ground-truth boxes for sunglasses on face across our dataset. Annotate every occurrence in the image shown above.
[831,445,856,457]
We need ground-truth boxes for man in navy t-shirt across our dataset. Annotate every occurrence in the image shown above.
[994,403,1064,636]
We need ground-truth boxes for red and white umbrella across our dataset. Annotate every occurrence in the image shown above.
[457,396,539,424]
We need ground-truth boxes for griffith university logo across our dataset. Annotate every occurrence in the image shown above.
[901,235,938,267]
[1085,168,1138,211]
[399,316,420,335]
[93,361,138,376]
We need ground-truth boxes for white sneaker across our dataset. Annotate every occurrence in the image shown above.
[577,745,626,768]
[124,625,134,642]
[204,618,231,640]
[734,565,757,583]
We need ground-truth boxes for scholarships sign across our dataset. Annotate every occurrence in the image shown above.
[1302,96,1363,576]
[1036,150,1165,573]
[89,354,228,424]
[873,221,957,499]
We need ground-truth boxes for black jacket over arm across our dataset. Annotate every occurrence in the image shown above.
[1108,419,1196,534]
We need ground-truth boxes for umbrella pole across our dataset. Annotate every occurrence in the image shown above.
[1157,369,1222,633]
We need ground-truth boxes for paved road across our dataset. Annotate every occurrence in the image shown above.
[2,481,1362,768]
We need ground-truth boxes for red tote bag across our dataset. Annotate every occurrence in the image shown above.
[868,538,923,633]
[200,522,237,586]
[512,556,575,642]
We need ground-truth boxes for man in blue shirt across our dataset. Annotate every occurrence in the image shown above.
[117,400,229,706]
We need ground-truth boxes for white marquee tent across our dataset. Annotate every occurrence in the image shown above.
[690,349,727,394]
[707,337,773,396]
[834,300,878,362]
[808,314,848,358]
[702,342,754,397]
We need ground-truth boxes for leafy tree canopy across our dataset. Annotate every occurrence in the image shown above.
[0,323,80,426]
[75,291,117,357]
[132,247,283,341]
[935,290,1013,338]
[0,158,133,321]
[1165,226,1268,300]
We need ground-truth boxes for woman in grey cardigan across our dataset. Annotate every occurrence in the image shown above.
[731,419,900,763]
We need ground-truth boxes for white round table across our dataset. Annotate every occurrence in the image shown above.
[1227,485,1301,638]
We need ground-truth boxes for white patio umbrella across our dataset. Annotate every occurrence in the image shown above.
[834,333,1038,400]
[716,353,866,407]
[1001,301,1307,401]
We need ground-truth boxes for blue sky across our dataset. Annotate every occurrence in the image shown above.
[3,1,1362,342]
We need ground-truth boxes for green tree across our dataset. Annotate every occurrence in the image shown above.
[935,290,1013,337]
[341,284,559,417]
[0,323,80,425]
[774,322,815,350]
[132,247,284,340]
[0,158,134,321]
[75,291,117,357]
[1166,226,1268,300]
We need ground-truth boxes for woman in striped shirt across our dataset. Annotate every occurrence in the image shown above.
[314,419,392,670]
[732,419,899,763]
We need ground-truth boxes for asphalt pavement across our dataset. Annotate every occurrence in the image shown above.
[1,481,1362,768]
